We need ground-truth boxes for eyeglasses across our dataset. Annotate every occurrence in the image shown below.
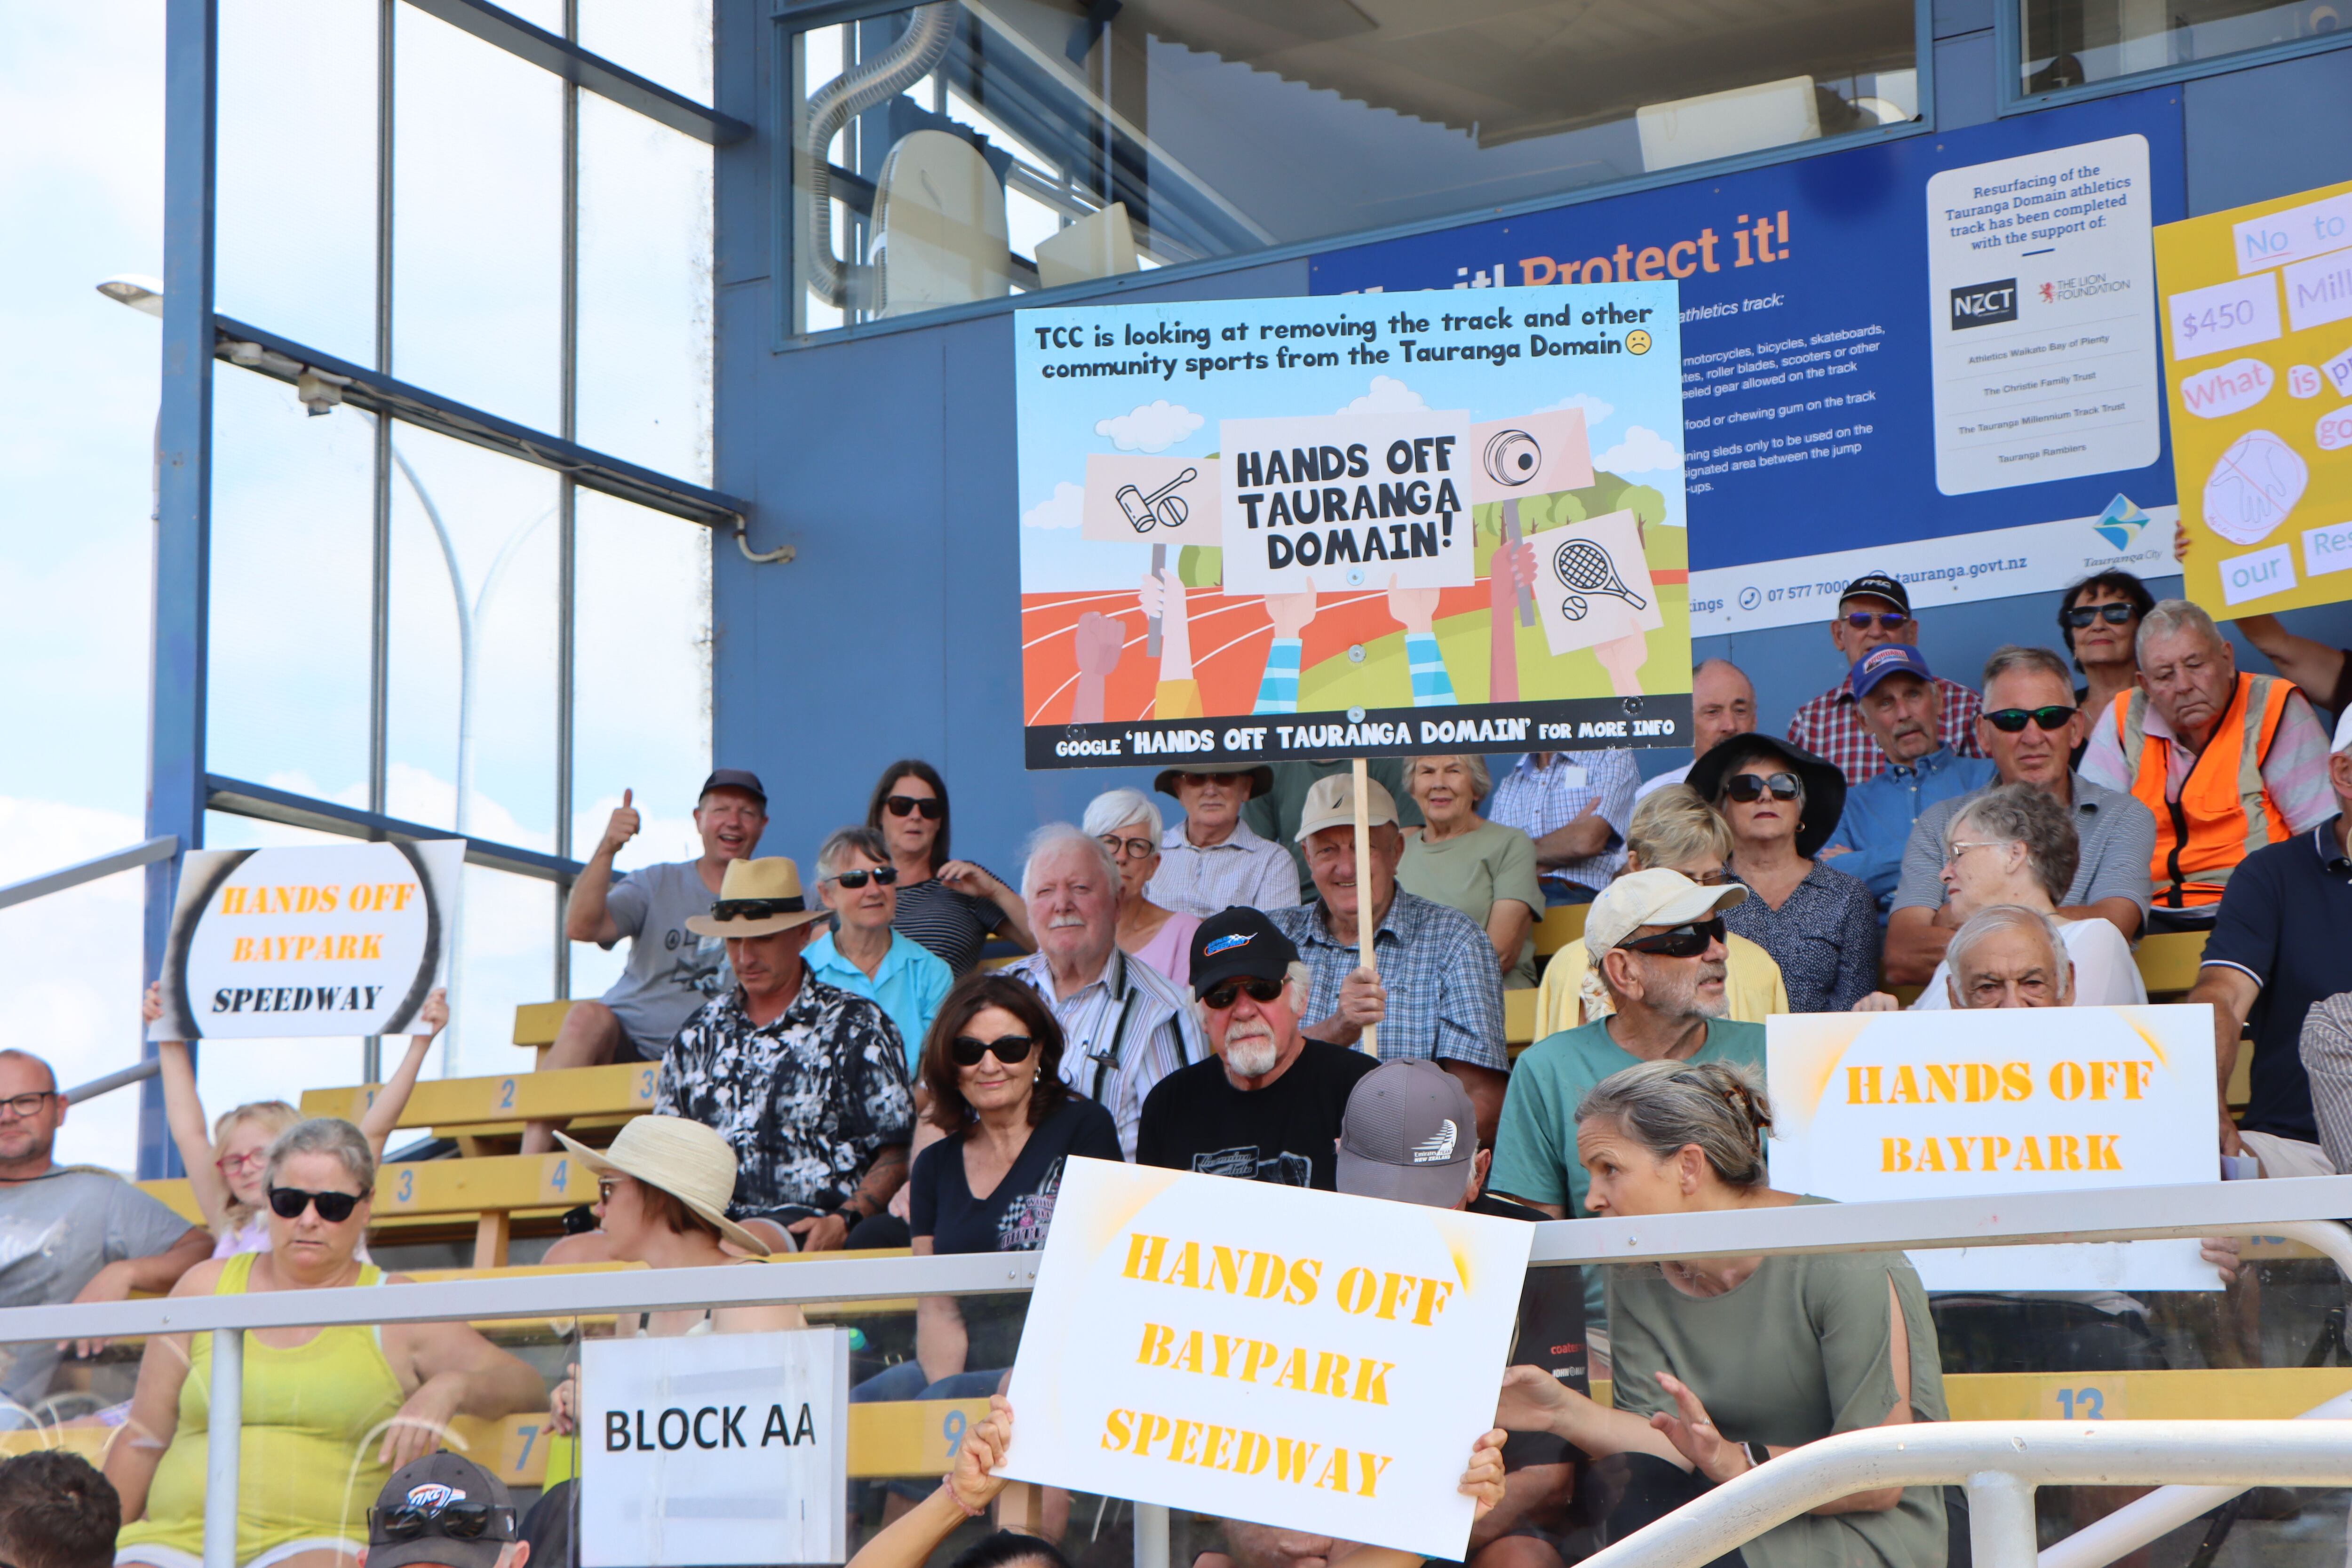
[217,1149,269,1174]
[1984,705,2076,733]
[1680,867,1730,886]
[1944,839,2003,865]
[1099,834,1157,861]
[1176,772,1239,789]
[824,866,898,889]
[1843,610,1909,630]
[268,1186,363,1223]
[369,1500,516,1544]
[596,1176,623,1205]
[1201,975,1286,1011]
[884,794,945,820]
[950,1034,1036,1067]
[1724,772,1801,803]
[2064,603,2137,629]
[0,1092,56,1121]
[1617,916,1726,958]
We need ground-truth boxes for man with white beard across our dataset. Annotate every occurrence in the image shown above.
[1135,907,1378,1190]
[1004,823,1204,1160]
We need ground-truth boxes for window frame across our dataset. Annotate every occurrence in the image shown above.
[1996,0,2352,115]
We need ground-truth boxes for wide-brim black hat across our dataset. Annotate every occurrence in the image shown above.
[1687,733,1847,860]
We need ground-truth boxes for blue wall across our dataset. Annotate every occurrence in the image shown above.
[710,0,2352,868]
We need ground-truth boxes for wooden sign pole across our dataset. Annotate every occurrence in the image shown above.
[1351,756,1378,1057]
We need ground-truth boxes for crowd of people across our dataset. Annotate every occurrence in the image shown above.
[8,564,2352,1568]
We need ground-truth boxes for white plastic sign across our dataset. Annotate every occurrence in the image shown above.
[580,1327,850,1568]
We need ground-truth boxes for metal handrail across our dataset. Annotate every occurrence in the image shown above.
[1577,1422,2352,1568]
[0,834,175,912]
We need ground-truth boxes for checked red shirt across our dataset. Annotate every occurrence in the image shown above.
[1786,674,1986,785]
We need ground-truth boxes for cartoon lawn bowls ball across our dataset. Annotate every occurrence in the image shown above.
[1483,429,1543,489]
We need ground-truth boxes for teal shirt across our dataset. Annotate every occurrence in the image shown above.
[802,929,954,1074]
[1488,1016,1766,1321]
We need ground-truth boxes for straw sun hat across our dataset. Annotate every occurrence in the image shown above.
[556,1116,771,1257]
[683,857,830,939]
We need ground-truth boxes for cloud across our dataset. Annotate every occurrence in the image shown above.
[1023,481,1085,530]
[1095,401,1203,452]
[1541,392,1614,424]
[1337,376,1425,415]
[1597,426,1682,474]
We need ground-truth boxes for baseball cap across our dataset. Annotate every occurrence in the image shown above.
[2336,704,2352,755]
[699,768,768,806]
[1849,644,1934,699]
[1584,868,1748,954]
[1294,773,1398,843]
[1839,573,1911,615]
[1336,1060,1475,1208]
[367,1453,515,1568]
[1189,906,1300,1000]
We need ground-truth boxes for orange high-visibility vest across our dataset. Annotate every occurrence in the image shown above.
[2112,672,2294,909]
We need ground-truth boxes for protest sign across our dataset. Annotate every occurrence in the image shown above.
[998,1157,1532,1560]
[148,840,464,1040]
[1017,286,1689,769]
[580,1327,849,1568]
[1766,1005,2222,1290]
[2156,176,2352,617]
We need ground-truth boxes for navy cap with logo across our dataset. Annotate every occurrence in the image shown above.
[1848,643,1934,700]
[699,768,768,806]
[1838,573,1910,616]
[367,1453,517,1568]
[1187,906,1300,1000]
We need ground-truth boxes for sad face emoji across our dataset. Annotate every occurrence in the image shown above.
[1625,329,1653,355]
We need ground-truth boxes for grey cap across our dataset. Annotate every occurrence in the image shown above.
[1335,1059,1474,1209]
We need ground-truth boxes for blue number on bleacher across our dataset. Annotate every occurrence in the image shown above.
[638,1068,656,1101]
[397,1169,414,1204]
[498,1078,516,1110]
[551,1158,568,1194]
[515,1423,540,1467]
[942,1409,966,1457]
[2055,1387,2107,1419]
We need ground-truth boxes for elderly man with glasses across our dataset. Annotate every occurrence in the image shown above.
[1883,645,2155,986]
[1787,573,1987,786]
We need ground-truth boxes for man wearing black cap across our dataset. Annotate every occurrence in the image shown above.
[1135,908,1378,1191]
[1786,573,1986,788]
[527,771,769,1154]
[362,1453,527,1568]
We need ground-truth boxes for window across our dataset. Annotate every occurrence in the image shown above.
[2021,0,2347,94]
[789,0,1918,333]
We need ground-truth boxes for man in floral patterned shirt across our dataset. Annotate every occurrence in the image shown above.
[654,858,914,1251]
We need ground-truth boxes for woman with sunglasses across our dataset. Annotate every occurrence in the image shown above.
[1689,736,1880,1014]
[112,1119,544,1568]
[804,827,955,1079]
[1082,787,1199,987]
[2057,571,2157,766]
[870,760,1034,976]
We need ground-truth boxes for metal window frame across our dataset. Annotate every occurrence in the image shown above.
[768,0,1941,351]
[405,0,747,143]
[1995,0,2352,116]
[205,774,586,883]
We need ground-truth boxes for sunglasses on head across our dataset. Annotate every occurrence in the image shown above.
[1617,915,1726,959]
[2065,602,2137,629]
[825,866,898,889]
[884,794,944,820]
[1844,610,1909,630]
[369,1500,516,1543]
[269,1186,362,1223]
[1724,772,1801,803]
[1201,975,1285,1011]
[1984,705,2076,733]
[950,1034,1036,1067]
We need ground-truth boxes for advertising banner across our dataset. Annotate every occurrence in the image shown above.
[1016,286,1691,769]
[1310,90,2187,634]
[999,1158,1533,1558]
[148,840,464,1040]
[580,1327,850,1567]
[1765,1005,2223,1290]
[2155,176,2352,618]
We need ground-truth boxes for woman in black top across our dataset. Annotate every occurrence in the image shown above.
[870,759,1034,974]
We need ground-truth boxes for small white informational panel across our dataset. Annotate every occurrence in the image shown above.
[1924,133,2162,496]
[1766,1005,2224,1290]
[149,840,465,1040]
[999,1157,1532,1561]
[580,1327,850,1568]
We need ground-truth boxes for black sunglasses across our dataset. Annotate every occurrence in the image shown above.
[1201,975,1285,1011]
[2064,603,2137,629]
[950,1034,1036,1067]
[1843,610,1909,630]
[884,794,945,820]
[269,1186,363,1223]
[369,1501,516,1543]
[1724,772,1801,803]
[1984,705,2076,733]
[1617,916,1727,959]
[826,866,898,888]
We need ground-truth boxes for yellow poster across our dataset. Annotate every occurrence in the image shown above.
[2156,178,2352,617]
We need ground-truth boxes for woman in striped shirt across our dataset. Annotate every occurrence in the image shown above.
[871,758,1034,975]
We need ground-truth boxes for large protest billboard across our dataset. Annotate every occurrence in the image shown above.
[1017,285,1691,769]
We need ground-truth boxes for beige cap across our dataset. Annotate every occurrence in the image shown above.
[556,1115,772,1257]
[1584,868,1748,954]
[1295,773,1398,843]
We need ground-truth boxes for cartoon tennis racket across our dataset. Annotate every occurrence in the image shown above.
[1553,538,1647,615]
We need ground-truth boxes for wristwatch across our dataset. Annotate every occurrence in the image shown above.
[1742,1441,1770,1470]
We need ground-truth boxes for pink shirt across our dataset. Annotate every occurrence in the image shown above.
[1128,912,1200,989]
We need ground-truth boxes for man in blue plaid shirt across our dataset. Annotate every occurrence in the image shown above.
[1486,749,1640,902]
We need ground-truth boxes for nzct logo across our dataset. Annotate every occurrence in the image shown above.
[1950,279,2019,330]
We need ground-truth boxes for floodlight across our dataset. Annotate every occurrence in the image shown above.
[95,274,165,317]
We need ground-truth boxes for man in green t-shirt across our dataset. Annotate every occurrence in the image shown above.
[1489,868,1764,1323]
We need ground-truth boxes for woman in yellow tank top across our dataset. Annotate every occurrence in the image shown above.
[110,1119,545,1568]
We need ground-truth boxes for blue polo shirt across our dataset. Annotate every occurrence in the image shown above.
[2200,816,2352,1142]
[802,929,954,1074]
[1821,746,1996,918]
